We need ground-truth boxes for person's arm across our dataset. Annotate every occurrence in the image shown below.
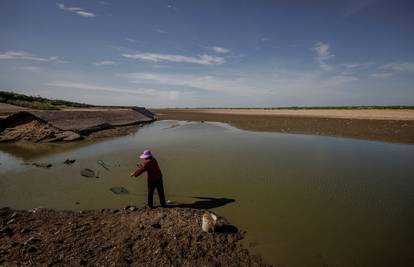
[130,162,147,177]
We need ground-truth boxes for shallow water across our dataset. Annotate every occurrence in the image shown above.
[1,120,414,267]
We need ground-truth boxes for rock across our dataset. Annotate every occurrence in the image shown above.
[124,205,137,211]
[0,226,13,235]
[20,228,30,234]
[151,223,161,229]
[62,131,82,141]
[32,162,52,168]
[23,237,41,246]
[64,159,76,165]
[109,186,128,195]
[27,245,37,253]
[81,168,96,178]
[29,207,43,213]
[201,212,218,233]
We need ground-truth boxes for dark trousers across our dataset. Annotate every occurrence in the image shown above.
[147,179,166,208]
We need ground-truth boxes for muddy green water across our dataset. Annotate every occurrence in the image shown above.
[1,120,414,266]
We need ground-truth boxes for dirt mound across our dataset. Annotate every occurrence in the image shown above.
[0,207,269,266]
[0,120,81,143]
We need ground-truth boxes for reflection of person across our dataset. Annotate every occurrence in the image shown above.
[130,149,166,208]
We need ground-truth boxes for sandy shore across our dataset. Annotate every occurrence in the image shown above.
[171,108,414,120]
[152,108,414,144]
[0,207,269,266]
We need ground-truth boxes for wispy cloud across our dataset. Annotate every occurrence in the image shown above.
[210,46,230,53]
[45,81,182,102]
[166,4,178,10]
[117,70,358,99]
[313,41,334,71]
[379,62,414,73]
[57,3,96,17]
[339,62,372,69]
[121,52,225,65]
[93,60,116,66]
[155,29,167,34]
[370,62,414,78]
[125,37,139,43]
[15,66,42,72]
[371,72,393,78]
[343,0,378,17]
[46,81,139,95]
[0,51,65,63]
[117,72,252,95]
[98,1,111,5]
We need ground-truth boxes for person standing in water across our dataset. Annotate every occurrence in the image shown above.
[130,149,166,208]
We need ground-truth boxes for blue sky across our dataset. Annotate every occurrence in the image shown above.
[0,0,413,107]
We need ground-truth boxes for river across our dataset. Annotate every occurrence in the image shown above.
[1,120,413,266]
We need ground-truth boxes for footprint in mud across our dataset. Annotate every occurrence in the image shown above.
[110,187,129,195]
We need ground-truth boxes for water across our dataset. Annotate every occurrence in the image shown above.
[1,120,413,267]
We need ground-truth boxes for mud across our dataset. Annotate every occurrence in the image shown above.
[0,207,269,266]
[152,108,414,144]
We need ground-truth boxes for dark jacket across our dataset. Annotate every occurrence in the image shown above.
[133,158,163,182]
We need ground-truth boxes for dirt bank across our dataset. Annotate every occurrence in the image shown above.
[152,108,414,144]
[0,107,155,143]
[0,207,268,267]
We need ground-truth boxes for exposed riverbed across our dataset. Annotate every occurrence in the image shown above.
[1,120,414,266]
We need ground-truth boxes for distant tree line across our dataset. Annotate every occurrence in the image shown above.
[0,91,93,110]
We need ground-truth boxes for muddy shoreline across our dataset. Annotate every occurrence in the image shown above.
[0,207,269,266]
[152,109,414,144]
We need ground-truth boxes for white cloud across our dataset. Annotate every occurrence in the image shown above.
[155,29,167,34]
[210,46,230,53]
[121,53,225,65]
[371,72,393,78]
[0,51,65,63]
[379,62,414,73]
[126,38,139,43]
[93,60,116,66]
[57,3,96,17]
[313,41,334,71]
[76,11,96,17]
[313,42,333,60]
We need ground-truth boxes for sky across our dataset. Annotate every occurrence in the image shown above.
[0,0,414,107]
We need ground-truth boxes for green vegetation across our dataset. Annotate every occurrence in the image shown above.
[0,91,93,110]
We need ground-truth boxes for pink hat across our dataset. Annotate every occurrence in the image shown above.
[139,149,153,159]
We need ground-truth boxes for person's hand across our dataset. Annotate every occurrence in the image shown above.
[130,172,135,177]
